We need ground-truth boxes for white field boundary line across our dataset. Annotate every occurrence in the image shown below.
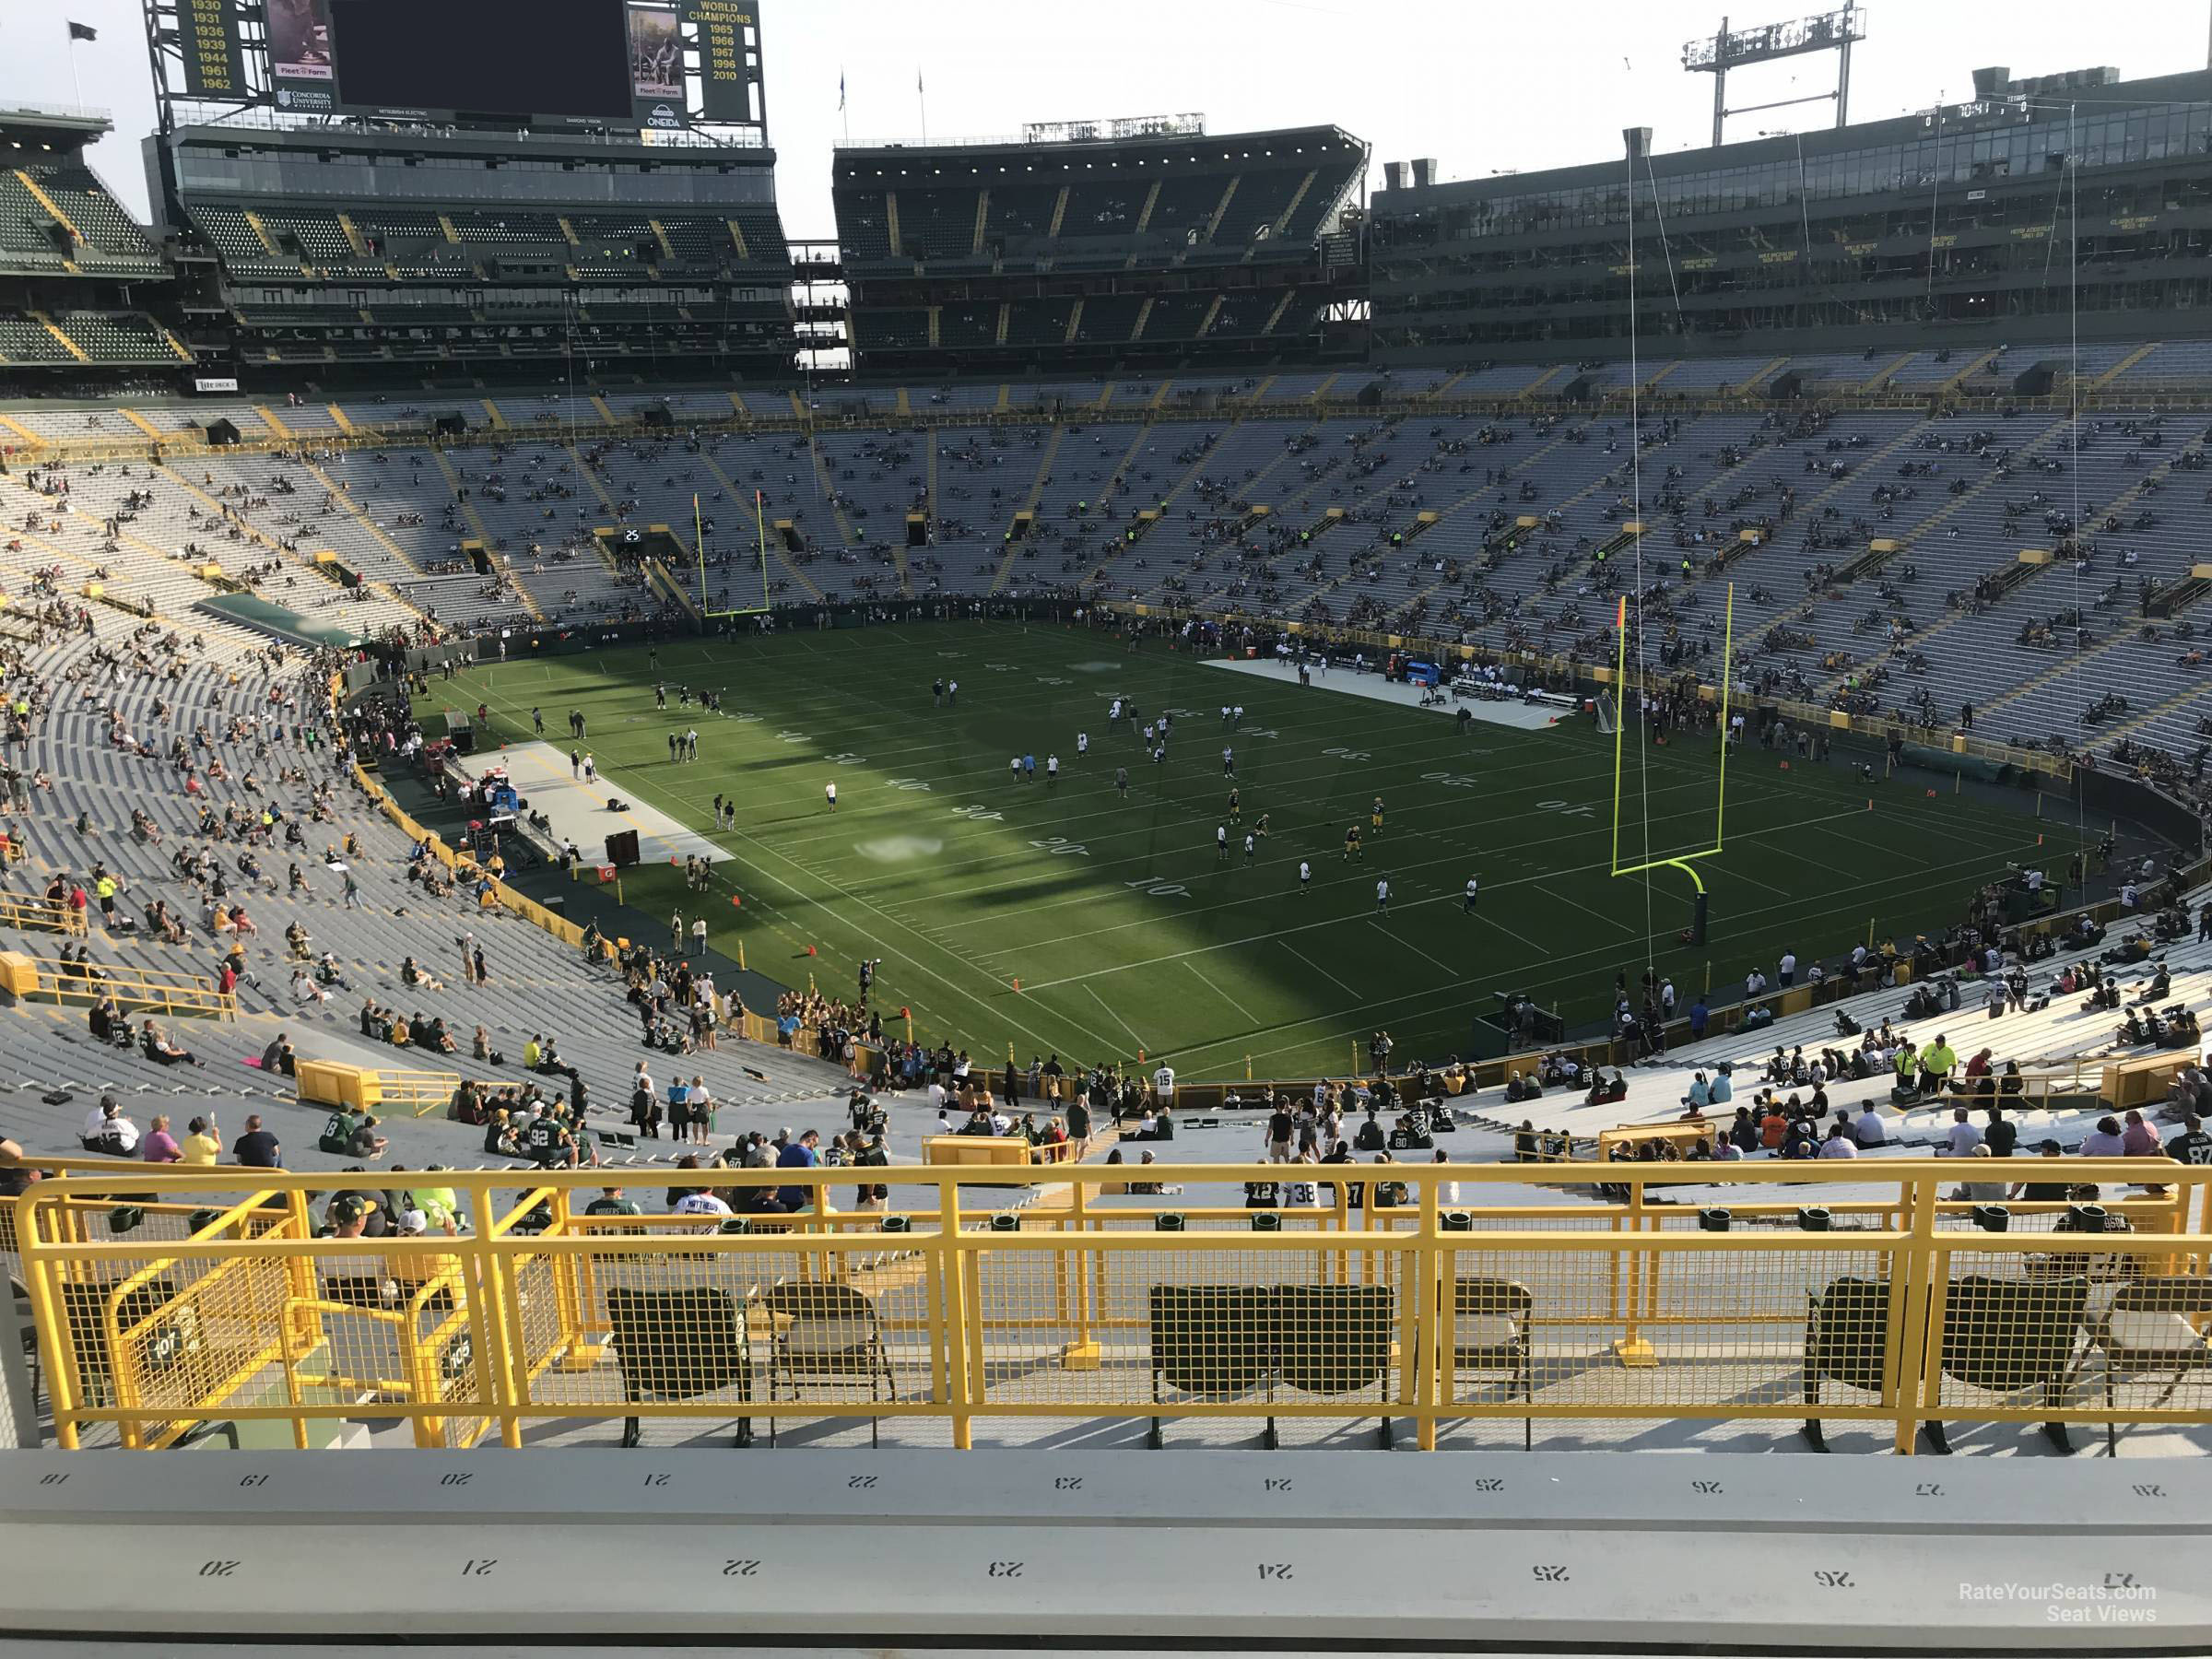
[1185,959,1259,1026]
[1281,940,1359,997]
[1535,881,1633,934]
[1477,911,1550,958]
[541,623,1415,744]
[1083,984,1148,1053]
[510,668,2059,882]
[537,687,1463,845]
[744,711,1508,848]
[894,768,1725,900]
[643,759,1853,935]
[446,648,2088,1053]
[1377,922,1457,975]
[932,795,1877,963]
[538,740,2048,974]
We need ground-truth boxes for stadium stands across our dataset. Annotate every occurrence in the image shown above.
[1371,66,2212,364]
[834,124,1368,377]
[6,363,2212,773]
[0,109,183,381]
[163,124,797,374]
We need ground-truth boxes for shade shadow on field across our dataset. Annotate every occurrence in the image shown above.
[941,871,1101,912]
[728,753,817,773]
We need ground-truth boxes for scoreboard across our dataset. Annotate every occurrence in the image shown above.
[160,0,763,131]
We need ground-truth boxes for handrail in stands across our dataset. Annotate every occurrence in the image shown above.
[0,949,236,1020]
[0,891,86,936]
[10,1159,2207,1455]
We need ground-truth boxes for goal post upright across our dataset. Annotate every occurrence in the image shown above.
[1611,582,1735,904]
[696,487,776,621]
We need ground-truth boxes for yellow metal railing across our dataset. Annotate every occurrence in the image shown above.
[0,890,86,936]
[294,1058,463,1118]
[13,1160,2210,1455]
[0,949,235,1020]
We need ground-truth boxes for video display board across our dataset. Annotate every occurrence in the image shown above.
[325,0,633,124]
[266,0,335,112]
[192,0,765,129]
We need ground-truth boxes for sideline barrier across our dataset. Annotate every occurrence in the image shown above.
[14,1159,2210,1455]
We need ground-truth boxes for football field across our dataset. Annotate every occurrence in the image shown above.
[423,620,2088,1079]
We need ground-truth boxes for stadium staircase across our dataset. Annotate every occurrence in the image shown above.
[12,171,82,256]
[989,427,1066,594]
[297,459,429,580]
[1078,424,1230,588]
[1739,417,2066,684]
[27,312,87,364]
[1516,365,1565,400]
[1936,347,2001,394]
[805,439,866,548]
[695,447,822,601]
[426,449,543,623]
[1202,175,1240,243]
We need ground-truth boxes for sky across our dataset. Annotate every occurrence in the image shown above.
[7,0,2210,236]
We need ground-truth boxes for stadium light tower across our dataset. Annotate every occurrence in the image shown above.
[1682,3,1866,149]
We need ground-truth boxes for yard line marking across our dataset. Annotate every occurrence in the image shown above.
[1282,940,1358,997]
[1184,960,1257,1025]
[1720,864,1790,897]
[1084,985,1147,1052]
[1480,913,1548,957]
[1376,922,1454,975]
[1535,881,1630,932]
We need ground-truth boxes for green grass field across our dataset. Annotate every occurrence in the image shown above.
[422,620,2089,1079]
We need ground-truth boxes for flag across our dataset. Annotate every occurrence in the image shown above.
[916,68,924,95]
[839,71,845,112]
[67,20,98,41]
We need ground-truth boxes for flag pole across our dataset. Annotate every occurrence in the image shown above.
[917,68,927,144]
